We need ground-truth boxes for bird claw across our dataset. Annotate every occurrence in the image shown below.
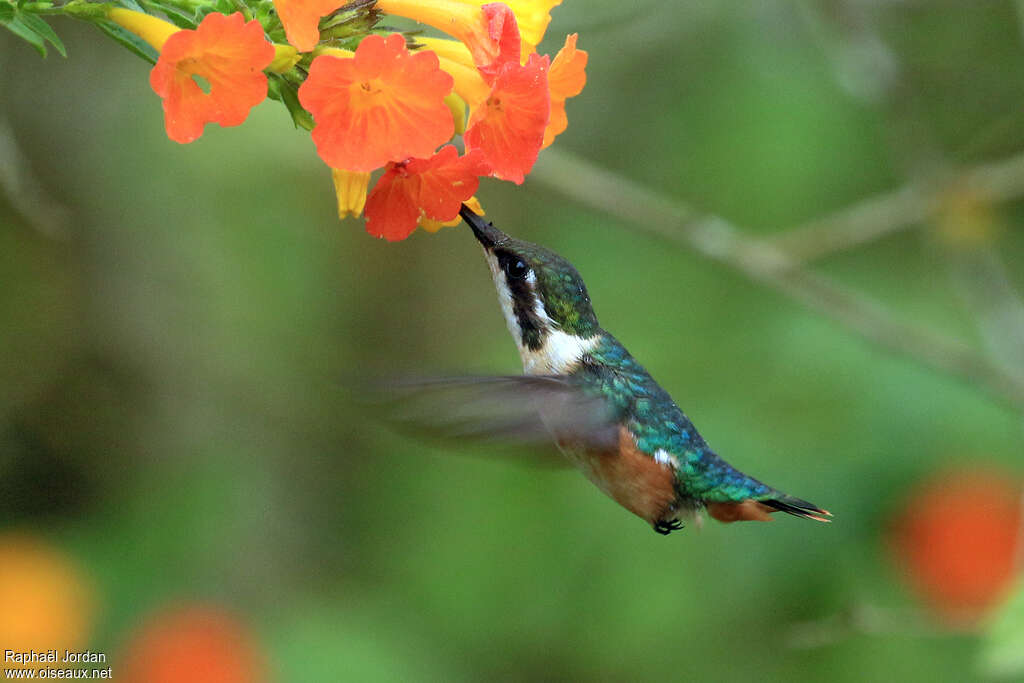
[653,519,684,535]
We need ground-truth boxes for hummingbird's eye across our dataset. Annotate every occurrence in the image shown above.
[505,259,529,280]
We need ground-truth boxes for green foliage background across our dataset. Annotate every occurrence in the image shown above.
[2,1,1024,680]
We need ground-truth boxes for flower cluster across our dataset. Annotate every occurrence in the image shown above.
[107,0,587,241]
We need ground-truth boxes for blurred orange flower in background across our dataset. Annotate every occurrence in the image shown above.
[0,533,95,671]
[118,604,267,683]
[889,467,1023,625]
[149,12,276,144]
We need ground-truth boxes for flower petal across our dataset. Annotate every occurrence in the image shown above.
[548,33,586,100]
[541,33,586,149]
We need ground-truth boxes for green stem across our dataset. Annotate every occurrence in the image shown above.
[18,0,109,17]
[145,0,207,12]
[18,3,60,14]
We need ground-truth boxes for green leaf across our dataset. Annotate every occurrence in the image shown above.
[116,0,146,12]
[2,15,48,56]
[142,1,197,29]
[94,18,158,64]
[0,3,15,22]
[270,75,314,131]
[980,581,1024,678]
[19,12,65,57]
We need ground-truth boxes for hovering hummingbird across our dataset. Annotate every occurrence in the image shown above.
[391,206,831,535]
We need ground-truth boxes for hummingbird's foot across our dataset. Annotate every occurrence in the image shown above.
[653,519,684,535]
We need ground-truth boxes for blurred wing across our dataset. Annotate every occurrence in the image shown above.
[364,375,620,466]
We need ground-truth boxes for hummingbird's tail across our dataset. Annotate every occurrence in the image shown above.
[704,492,832,524]
[759,495,832,523]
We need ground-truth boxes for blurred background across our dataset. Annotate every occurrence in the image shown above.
[2,0,1024,680]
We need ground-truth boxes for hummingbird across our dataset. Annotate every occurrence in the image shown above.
[391,206,831,535]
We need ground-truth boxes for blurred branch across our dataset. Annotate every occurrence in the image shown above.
[946,246,1024,387]
[530,150,1024,411]
[768,151,1024,264]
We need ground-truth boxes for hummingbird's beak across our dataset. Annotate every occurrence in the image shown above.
[460,204,508,250]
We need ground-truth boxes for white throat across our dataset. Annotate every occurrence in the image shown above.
[483,250,599,375]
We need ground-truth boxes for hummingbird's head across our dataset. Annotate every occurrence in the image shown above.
[461,206,600,371]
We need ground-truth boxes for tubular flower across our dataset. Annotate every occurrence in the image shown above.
[331,169,371,218]
[542,33,586,149]
[148,12,275,144]
[375,0,519,70]
[364,146,490,240]
[273,0,344,52]
[107,8,178,51]
[450,0,562,52]
[298,33,455,172]
[464,52,550,184]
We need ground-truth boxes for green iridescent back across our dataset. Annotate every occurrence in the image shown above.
[574,333,781,504]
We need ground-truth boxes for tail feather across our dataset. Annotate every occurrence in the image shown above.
[760,496,832,523]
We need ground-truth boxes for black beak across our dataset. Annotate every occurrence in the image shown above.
[460,204,509,249]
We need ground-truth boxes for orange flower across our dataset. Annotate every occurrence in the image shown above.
[273,0,344,52]
[375,0,519,71]
[464,52,550,184]
[148,12,275,144]
[364,146,489,240]
[299,33,454,172]
[890,467,1023,624]
[542,33,586,149]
